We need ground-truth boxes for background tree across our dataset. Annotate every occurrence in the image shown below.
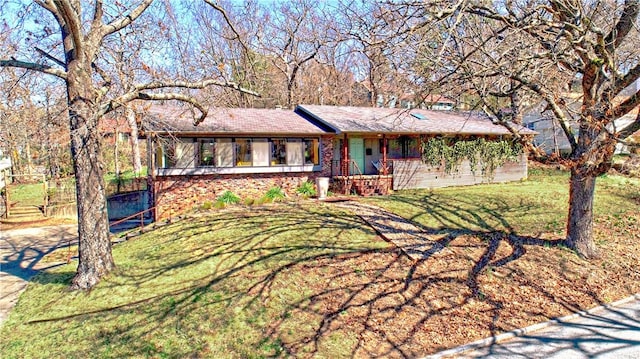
[1,0,256,289]
[396,0,640,257]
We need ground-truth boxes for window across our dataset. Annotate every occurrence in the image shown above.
[252,139,270,166]
[272,139,287,165]
[387,136,420,159]
[158,136,321,170]
[235,138,252,166]
[200,140,215,166]
[157,139,195,168]
[286,139,304,165]
[304,138,319,165]
[217,138,234,167]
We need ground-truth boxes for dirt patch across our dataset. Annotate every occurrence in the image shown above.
[263,210,640,357]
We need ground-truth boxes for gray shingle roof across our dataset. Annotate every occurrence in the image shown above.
[297,104,536,136]
[141,104,535,137]
[142,105,328,135]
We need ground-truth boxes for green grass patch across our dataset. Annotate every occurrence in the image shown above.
[0,203,387,358]
[2,167,638,358]
[365,167,639,236]
[6,182,46,206]
[104,167,148,183]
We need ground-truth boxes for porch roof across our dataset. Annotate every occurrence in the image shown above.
[296,104,536,136]
[142,105,330,136]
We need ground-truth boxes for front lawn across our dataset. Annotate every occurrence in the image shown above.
[1,168,639,358]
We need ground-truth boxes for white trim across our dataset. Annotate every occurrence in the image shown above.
[156,164,320,176]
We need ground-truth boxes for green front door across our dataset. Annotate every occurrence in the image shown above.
[348,138,365,175]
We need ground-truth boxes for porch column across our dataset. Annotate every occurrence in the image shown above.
[382,135,388,175]
[341,134,349,176]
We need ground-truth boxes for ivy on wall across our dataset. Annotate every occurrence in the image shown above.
[421,137,523,177]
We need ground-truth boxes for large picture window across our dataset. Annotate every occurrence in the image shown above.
[159,137,321,170]
[272,139,287,165]
[217,138,234,167]
[304,138,319,165]
[235,139,252,166]
[157,138,195,168]
[200,140,215,166]
[286,139,304,165]
[387,136,420,159]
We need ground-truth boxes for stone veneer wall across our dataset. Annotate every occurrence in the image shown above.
[153,136,334,219]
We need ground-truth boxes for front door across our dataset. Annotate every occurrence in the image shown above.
[348,138,365,175]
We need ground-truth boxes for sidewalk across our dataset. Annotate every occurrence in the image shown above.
[331,200,449,260]
[0,225,77,324]
[433,294,640,358]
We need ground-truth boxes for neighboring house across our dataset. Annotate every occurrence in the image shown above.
[99,117,133,144]
[142,105,534,219]
[523,101,639,155]
[422,95,456,111]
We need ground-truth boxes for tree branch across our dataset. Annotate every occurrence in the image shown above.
[101,0,154,37]
[134,79,260,96]
[101,79,260,123]
[203,0,250,54]
[604,0,639,53]
[138,92,208,125]
[55,0,84,57]
[0,59,67,79]
[609,90,640,119]
[617,110,640,139]
[615,62,640,94]
[35,47,66,67]
[516,76,578,150]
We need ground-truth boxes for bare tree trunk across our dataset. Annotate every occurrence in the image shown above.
[114,131,120,177]
[67,65,114,290]
[565,168,600,258]
[126,106,143,175]
[25,141,33,176]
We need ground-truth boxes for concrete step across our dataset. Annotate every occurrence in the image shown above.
[8,206,44,217]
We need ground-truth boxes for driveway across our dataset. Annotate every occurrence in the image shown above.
[433,295,640,359]
[0,225,78,324]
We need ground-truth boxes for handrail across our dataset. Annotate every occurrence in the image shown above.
[331,159,365,177]
[108,206,164,232]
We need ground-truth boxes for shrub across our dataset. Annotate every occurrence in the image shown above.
[201,201,213,210]
[296,181,316,197]
[263,187,285,203]
[217,190,240,205]
[243,198,255,206]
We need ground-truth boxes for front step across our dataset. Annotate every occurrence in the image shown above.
[7,205,45,218]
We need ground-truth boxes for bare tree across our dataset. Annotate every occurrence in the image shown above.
[396,0,640,258]
[1,1,256,289]
[254,0,328,108]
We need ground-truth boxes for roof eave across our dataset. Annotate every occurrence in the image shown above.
[295,105,341,134]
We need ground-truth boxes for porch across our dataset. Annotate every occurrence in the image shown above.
[331,174,393,196]
[330,158,393,196]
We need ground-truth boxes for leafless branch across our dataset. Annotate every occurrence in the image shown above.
[35,47,65,67]
[0,59,67,79]
[101,0,154,37]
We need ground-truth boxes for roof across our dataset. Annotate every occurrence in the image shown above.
[142,105,329,135]
[424,95,455,104]
[296,104,535,136]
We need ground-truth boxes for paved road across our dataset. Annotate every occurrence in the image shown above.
[452,296,640,359]
[0,225,77,324]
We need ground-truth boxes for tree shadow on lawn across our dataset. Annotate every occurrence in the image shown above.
[0,226,77,281]
[19,200,627,358]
